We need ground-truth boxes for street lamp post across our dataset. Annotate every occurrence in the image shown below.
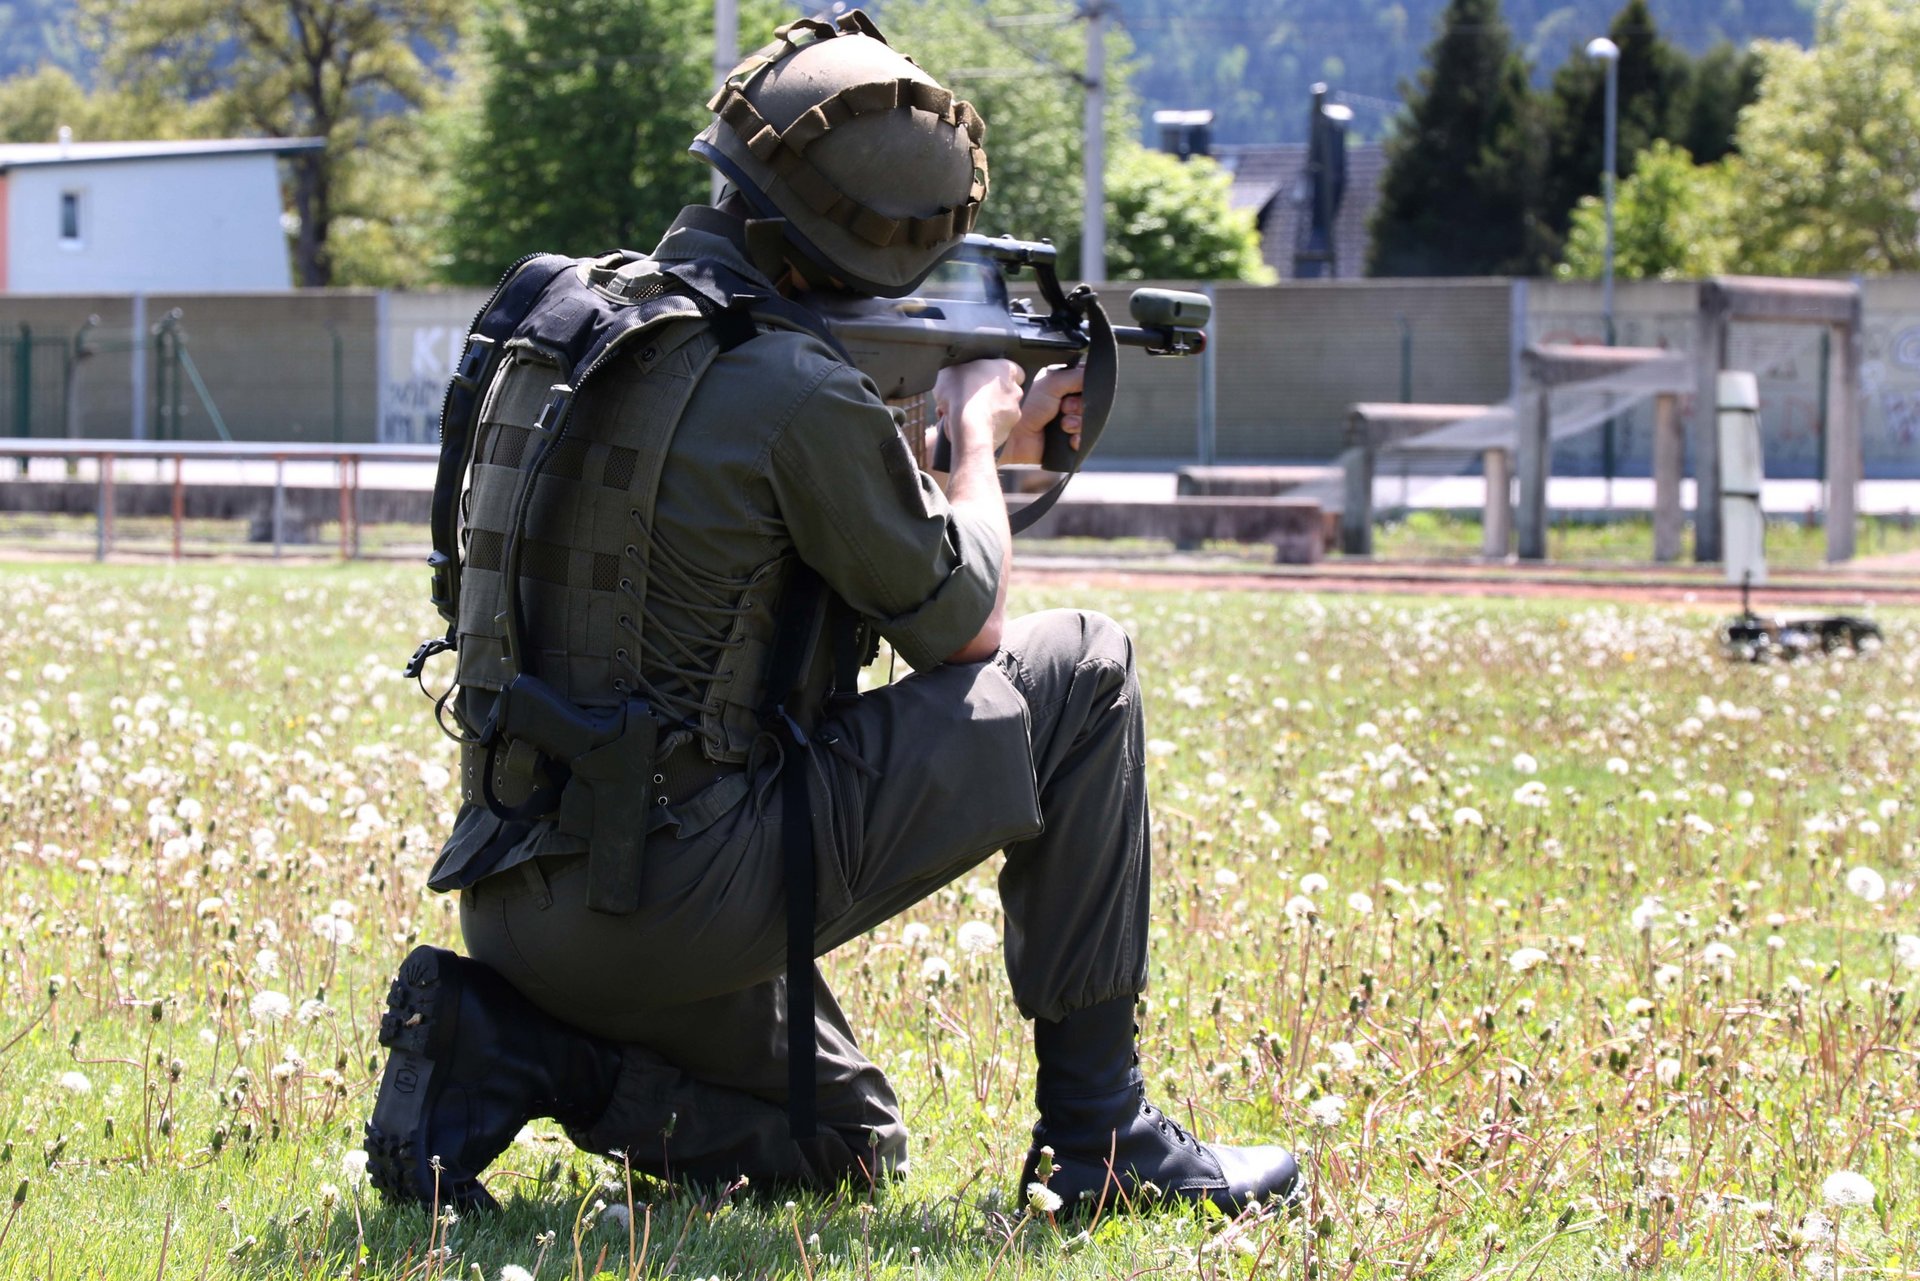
[1587,35,1620,508]
[712,0,738,204]
[1081,0,1108,286]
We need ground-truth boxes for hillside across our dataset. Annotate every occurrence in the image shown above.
[1121,0,1816,143]
[0,0,1818,145]
[0,0,83,78]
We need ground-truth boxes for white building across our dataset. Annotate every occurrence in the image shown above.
[0,136,324,294]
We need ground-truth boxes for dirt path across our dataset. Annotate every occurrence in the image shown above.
[1016,559,1920,607]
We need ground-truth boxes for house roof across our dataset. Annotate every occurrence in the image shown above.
[1213,141,1388,280]
[0,138,326,172]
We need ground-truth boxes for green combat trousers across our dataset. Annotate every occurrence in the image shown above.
[459,608,1151,1188]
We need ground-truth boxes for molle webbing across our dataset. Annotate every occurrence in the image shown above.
[453,260,719,710]
[430,253,580,627]
[707,24,986,251]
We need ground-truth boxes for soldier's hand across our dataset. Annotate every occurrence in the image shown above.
[935,359,1026,453]
[998,364,1086,467]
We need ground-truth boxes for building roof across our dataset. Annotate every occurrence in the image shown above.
[0,138,326,172]
[1213,141,1388,281]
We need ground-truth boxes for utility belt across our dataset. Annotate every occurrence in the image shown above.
[461,731,741,822]
[460,675,756,915]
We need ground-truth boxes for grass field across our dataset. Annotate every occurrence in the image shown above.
[11,511,1920,573]
[1,564,1915,1280]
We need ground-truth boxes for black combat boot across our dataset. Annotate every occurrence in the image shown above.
[364,945,620,1211]
[1018,997,1300,1216]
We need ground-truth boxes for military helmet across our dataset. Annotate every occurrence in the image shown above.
[691,10,988,297]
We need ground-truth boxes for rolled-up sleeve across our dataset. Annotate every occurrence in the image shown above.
[770,360,1000,670]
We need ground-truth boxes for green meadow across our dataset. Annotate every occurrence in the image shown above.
[0,564,1913,1279]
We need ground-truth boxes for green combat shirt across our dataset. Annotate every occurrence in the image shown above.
[427,205,1001,890]
[644,205,1002,676]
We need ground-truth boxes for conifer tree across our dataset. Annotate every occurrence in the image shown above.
[1536,0,1690,261]
[1366,0,1548,277]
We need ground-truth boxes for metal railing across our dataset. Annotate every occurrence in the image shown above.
[0,438,437,561]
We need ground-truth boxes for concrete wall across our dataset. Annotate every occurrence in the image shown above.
[6,155,292,293]
[1527,278,1920,482]
[1014,277,1513,462]
[1212,278,1511,460]
[5,273,1919,479]
[380,289,490,443]
[0,292,377,442]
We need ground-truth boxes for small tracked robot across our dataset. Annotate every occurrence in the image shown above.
[1721,578,1881,662]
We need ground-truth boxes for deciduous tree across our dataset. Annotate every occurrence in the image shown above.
[1733,0,1920,274]
[83,0,461,286]
[1103,146,1272,281]
[1558,139,1738,280]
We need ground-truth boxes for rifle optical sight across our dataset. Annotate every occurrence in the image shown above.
[1128,289,1211,330]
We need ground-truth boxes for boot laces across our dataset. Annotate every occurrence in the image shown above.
[1140,1097,1194,1148]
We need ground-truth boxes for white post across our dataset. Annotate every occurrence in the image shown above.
[1081,1,1106,285]
[1652,392,1683,562]
[712,0,739,204]
[1826,317,1860,562]
[1718,371,1765,586]
[1482,448,1512,558]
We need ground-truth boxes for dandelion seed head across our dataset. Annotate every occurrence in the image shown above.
[1026,1182,1063,1214]
[1844,867,1886,902]
[1307,1095,1347,1127]
[1821,1171,1875,1208]
[956,921,997,955]
[1507,947,1549,974]
[249,990,292,1023]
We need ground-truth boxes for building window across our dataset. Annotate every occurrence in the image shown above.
[60,191,82,243]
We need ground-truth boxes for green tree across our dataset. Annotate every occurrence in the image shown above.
[82,0,461,286]
[1674,41,1763,165]
[1558,139,1739,280]
[440,0,791,282]
[1102,146,1272,281]
[879,0,1120,273]
[1733,0,1920,274]
[1367,0,1549,277]
[1537,0,1690,261]
[888,0,1267,281]
[0,65,195,143]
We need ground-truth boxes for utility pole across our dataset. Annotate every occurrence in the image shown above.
[1080,0,1106,285]
[712,0,738,204]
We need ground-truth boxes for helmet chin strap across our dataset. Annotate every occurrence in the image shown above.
[743,217,792,283]
[744,217,847,295]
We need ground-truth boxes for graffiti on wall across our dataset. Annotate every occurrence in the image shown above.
[379,293,486,444]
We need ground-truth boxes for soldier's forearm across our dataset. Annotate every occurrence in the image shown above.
[942,416,1010,664]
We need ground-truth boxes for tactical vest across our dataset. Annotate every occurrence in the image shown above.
[410,243,865,1143]
[452,254,802,754]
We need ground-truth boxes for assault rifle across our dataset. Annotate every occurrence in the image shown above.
[806,234,1211,528]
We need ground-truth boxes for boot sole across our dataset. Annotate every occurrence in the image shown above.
[364,946,499,1211]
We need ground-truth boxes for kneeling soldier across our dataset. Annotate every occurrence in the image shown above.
[366,10,1298,1217]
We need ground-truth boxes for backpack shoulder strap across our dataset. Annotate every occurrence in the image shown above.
[426,253,577,635]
